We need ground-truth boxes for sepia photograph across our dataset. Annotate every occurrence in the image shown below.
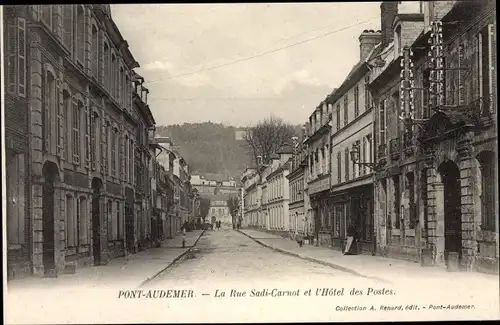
[2,1,499,324]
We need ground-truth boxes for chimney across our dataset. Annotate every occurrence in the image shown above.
[359,29,382,61]
[380,1,399,47]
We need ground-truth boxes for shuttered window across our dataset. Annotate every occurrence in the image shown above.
[75,6,85,66]
[379,100,386,145]
[344,148,349,182]
[91,24,99,78]
[84,106,91,167]
[5,15,26,97]
[63,91,72,161]
[56,82,64,158]
[72,99,81,164]
[343,95,348,126]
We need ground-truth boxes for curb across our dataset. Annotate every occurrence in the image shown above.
[138,229,206,287]
[237,229,390,284]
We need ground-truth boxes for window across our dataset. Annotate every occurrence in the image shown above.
[72,99,82,163]
[66,195,75,247]
[478,24,494,115]
[75,5,85,65]
[91,111,98,169]
[104,42,110,91]
[344,148,349,182]
[85,106,91,166]
[91,24,99,78]
[364,76,371,111]
[119,67,124,106]
[379,100,387,145]
[343,95,348,126]
[111,54,117,99]
[62,5,73,51]
[63,91,71,160]
[43,71,56,153]
[56,87,64,158]
[420,168,428,232]
[111,129,116,176]
[125,135,129,182]
[336,103,341,131]
[477,151,496,231]
[129,140,134,184]
[354,86,360,118]
[125,73,130,110]
[6,153,26,246]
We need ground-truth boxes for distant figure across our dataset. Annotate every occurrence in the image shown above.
[217,221,221,230]
[211,223,214,230]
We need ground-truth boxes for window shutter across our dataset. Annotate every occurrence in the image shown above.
[72,98,80,164]
[458,45,465,105]
[17,18,27,97]
[7,16,17,94]
[488,23,496,114]
[85,105,91,167]
[56,82,64,157]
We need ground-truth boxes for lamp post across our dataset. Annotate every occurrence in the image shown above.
[350,142,381,171]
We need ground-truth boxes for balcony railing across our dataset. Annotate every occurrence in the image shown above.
[377,143,387,160]
[389,138,400,161]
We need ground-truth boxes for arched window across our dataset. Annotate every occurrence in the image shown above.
[91,24,99,78]
[66,195,75,248]
[76,5,85,65]
[477,151,496,231]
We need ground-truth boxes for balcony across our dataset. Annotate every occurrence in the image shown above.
[389,138,400,161]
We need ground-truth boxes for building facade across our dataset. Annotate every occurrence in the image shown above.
[3,5,151,277]
[286,141,306,237]
[304,102,332,246]
[371,0,498,274]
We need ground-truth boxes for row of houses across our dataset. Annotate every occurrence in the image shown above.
[241,0,498,274]
[4,5,200,279]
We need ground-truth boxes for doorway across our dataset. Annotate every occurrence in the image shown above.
[125,203,134,252]
[438,161,462,263]
[42,162,58,276]
[91,178,103,265]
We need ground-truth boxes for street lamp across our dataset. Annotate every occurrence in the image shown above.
[350,142,381,171]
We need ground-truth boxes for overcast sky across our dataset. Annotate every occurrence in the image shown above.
[111,3,383,127]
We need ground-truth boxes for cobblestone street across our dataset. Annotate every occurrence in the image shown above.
[5,229,499,324]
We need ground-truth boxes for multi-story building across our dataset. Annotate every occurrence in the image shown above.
[304,101,333,246]
[327,28,383,253]
[205,194,232,225]
[370,1,427,261]
[286,139,307,237]
[132,73,156,251]
[191,173,240,195]
[265,147,293,233]
[371,0,497,275]
[4,5,147,277]
[241,168,258,227]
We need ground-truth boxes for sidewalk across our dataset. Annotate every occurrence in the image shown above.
[238,228,498,286]
[6,230,205,292]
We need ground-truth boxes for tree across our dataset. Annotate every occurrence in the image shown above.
[199,198,211,223]
[242,116,297,173]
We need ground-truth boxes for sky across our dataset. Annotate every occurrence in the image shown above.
[111,2,383,127]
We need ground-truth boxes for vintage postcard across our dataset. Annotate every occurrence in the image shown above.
[2,2,499,324]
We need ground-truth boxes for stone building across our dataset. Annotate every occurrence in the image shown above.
[4,5,31,279]
[132,73,156,251]
[4,5,144,276]
[205,194,232,225]
[266,152,292,233]
[371,0,498,274]
[369,2,426,260]
[304,101,332,246]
